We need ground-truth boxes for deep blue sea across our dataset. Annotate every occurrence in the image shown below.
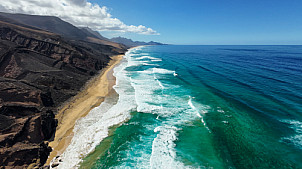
[63,45,302,168]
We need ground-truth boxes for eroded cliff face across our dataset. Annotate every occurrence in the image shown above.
[0,103,55,168]
[0,20,126,168]
[0,26,109,75]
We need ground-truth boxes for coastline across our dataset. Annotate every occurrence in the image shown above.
[46,54,123,165]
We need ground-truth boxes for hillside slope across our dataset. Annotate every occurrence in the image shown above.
[0,16,126,168]
[0,12,127,49]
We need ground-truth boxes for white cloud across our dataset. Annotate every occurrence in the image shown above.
[0,0,159,35]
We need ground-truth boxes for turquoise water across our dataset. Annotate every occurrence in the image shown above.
[83,45,302,169]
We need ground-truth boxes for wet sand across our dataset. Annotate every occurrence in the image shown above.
[46,55,123,165]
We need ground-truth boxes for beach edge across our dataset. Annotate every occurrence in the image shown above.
[46,54,124,165]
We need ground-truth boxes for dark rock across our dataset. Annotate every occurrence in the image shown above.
[41,92,54,107]
[51,163,59,168]
[0,13,126,168]
[41,110,57,141]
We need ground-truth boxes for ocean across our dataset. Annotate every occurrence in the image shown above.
[59,45,302,169]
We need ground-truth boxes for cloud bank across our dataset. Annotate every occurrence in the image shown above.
[0,0,159,35]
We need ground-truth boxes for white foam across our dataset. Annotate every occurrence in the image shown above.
[122,48,212,168]
[217,109,225,113]
[152,68,175,74]
[188,96,196,109]
[143,63,160,66]
[136,56,162,62]
[129,49,213,168]
[150,125,192,169]
[128,65,210,168]
[53,46,214,168]
[188,97,199,118]
[188,96,211,132]
[281,119,302,149]
[153,73,165,96]
[128,66,182,117]
[151,59,163,62]
[52,48,138,169]
[139,53,150,55]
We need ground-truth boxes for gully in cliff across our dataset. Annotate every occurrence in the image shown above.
[0,13,126,168]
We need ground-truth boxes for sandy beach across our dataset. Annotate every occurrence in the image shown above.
[46,55,123,165]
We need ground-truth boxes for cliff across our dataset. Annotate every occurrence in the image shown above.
[0,12,127,50]
[0,16,126,168]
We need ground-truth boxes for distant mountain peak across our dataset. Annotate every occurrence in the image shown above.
[110,36,165,47]
[0,12,127,49]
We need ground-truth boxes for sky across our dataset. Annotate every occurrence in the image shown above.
[1,0,302,45]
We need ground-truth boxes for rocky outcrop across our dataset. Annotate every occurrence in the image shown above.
[0,77,57,168]
[0,17,126,168]
[0,104,55,168]
[0,26,110,75]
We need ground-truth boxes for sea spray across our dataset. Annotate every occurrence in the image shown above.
[52,48,138,168]
[90,46,211,168]
[281,119,302,149]
[77,45,301,168]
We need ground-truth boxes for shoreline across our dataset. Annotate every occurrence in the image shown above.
[46,54,124,165]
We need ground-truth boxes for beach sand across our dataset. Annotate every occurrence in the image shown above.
[46,55,123,165]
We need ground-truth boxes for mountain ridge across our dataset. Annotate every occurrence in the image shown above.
[0,12,128,49]
[0,12,126,168]
[0,11,163,168]
[111,36,166,47]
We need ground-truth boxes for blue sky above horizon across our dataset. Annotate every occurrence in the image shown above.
[1,0,301,45]
[91,0,302,45]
